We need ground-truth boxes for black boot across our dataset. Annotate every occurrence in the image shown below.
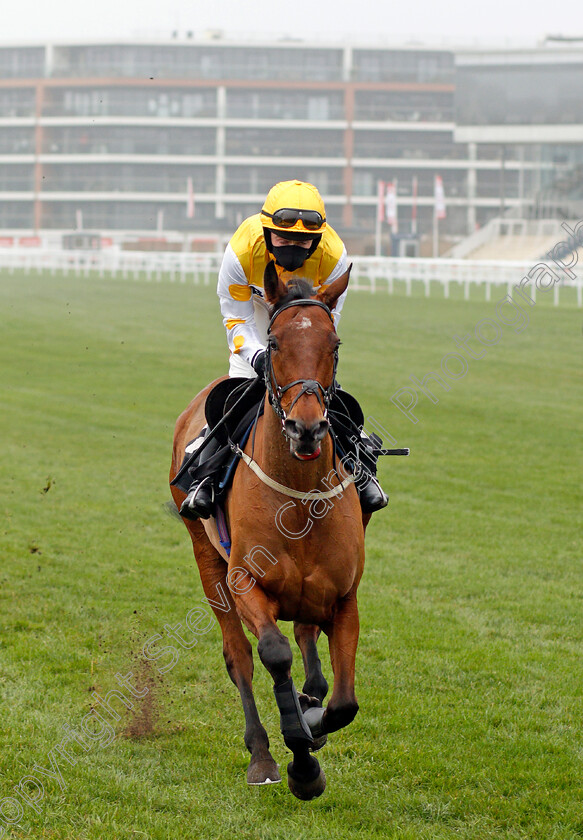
[178,426,221,521]
[357,473,388,514]
[354,432,389,513]
[328,391,389,516]
[180,476,215,521]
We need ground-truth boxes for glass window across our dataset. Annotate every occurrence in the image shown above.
[456,63,583,126]
[0,165,35,190]
[226,127,344,157]
[41,163,216,193]
[352,49,454,83]
[353,129,465,160]
[0,88,35,117]
[354,90,453,122]
[226,88,343,120]
[43,87,217,118]
[0,201,33,227]
[0,128,35,154]
[0,47,45,78]
[51,43,343,81]
[42,126,216,155]
[41,199,219,231]
[224,165,344,195]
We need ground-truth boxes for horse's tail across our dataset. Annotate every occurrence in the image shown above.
[164,499,182,521]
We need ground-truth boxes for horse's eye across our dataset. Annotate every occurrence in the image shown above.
[268,336,279,351]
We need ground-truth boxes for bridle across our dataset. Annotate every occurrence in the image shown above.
[264,299,339,434]
[232,297,355,499]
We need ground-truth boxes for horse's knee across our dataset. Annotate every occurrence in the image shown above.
[257,630,292,681]
[323,699,359,733]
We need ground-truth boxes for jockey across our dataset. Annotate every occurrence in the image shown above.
[180,179,388,520]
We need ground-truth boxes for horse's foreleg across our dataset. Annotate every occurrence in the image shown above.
[185,521,280,785]
[235,586,326,800]
[320,591,360,735]
[293,622,328,702]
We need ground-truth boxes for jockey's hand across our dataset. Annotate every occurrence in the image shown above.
[252,350,267,378]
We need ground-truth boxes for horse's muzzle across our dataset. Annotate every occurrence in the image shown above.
[284,417,329,459]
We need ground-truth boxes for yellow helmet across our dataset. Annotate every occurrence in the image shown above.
[260,180,327,236]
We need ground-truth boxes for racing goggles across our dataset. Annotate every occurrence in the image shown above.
[261,208,326,231]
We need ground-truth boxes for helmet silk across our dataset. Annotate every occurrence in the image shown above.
[261,180,327,236]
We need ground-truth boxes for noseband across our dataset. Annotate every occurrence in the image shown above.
[265,299,339,433]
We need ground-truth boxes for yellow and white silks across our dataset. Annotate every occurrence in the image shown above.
[217,214,348,378]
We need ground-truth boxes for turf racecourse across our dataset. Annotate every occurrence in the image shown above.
[1,268,582,840]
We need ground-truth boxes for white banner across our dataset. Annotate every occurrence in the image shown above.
[385,182,398,232]
[186,177,195,219]
[434,175,446,220]
[377,180,385,222]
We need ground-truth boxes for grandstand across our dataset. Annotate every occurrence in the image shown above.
[446,217,575,261]
[0,37,582,252]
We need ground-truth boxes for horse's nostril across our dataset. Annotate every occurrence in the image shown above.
[284,418,304,440]
[312,419,329,441]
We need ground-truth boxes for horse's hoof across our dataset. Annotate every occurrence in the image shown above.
[287,765,326,801]
[297,692,322,711]
[247,758,281,786]
[302,706,327,751]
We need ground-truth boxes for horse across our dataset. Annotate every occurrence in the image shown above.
[169,261,366,800]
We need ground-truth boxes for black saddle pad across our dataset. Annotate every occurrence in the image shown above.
[205,376,265,447]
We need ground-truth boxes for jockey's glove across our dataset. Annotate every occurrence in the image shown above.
[251,350,267,378]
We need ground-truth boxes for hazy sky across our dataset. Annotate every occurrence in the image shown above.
[0,0,572,46]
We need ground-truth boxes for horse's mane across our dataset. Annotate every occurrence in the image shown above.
[271,278,316,314]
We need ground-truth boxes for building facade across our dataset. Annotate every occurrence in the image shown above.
[0,37,581,250]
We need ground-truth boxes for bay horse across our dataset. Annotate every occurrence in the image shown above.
[170,261,366,800]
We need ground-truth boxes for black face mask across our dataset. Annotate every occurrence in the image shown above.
[270,244,310,272]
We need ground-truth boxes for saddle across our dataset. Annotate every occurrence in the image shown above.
[204,376,265,446]
[171,377,264,497]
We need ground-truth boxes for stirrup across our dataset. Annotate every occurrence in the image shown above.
[180,476,215,521]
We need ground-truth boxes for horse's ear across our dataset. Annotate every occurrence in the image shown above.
[263,260,287,305]
[316,263,352,310]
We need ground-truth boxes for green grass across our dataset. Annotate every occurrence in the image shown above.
[1,269,582,840]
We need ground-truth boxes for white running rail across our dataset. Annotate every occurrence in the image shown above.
[0,249,581,307]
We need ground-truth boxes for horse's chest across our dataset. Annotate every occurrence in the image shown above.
[237,536,361,623]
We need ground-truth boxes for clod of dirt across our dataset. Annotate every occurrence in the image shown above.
[41,476,54,494]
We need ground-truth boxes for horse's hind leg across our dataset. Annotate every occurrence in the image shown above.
[294,622,328,702]
[320,590,360,736]
[185,520,280,785]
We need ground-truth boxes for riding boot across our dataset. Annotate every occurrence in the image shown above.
[180,476,215,521]
[329,410,389,514]
[353,431,389,514]
[358,471,389,514]
[179,426,221,521]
